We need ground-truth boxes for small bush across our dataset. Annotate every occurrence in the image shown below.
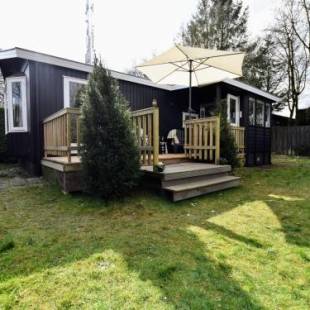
[0,235,15,253]
[80,59,140,199]
[295,145,310,157]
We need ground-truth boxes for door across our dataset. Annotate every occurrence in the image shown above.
[227,94,240,127]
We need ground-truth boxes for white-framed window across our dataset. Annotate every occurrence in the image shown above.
[256,100,265,126]
[182,112,198,128]
[265,103,271,127]
[63,76,87,108]
[249,97,255,126]
[227,94,240,126]
[200,106,206,118]
[5,76,28,133]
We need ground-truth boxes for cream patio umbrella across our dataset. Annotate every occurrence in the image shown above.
[137,44,245,113]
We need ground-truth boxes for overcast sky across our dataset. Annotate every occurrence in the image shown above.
[0,0,308,108]
[0,0,280,69]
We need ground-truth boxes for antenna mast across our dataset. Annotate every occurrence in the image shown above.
[85,0,95,64]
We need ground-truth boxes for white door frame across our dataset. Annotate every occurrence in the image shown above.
[227,94,240,127]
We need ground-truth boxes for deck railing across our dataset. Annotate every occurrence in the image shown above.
[184,116,220,164]
[43,107,81,162]
[43,102,160,167]
[131,101,159,167]
[230,126,245,156]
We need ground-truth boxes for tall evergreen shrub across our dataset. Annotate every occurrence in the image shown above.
[80,59,140,198]
[216,100,239,167]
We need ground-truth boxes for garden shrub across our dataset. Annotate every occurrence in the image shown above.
[295,145,310,157]
[80,59,140,199]
[0,234,15,253]
[216,100,239,167]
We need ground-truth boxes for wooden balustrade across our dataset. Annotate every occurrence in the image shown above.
[43,107,81,162]
[230,126,245,156]
[184,116,220,164]
[131,101,159,167]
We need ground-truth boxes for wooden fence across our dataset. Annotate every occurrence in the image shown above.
[272,126,310,155]
[43,107,81,162]
[131,101,159,167]
[184,116,220,163]
[230,126,245,156]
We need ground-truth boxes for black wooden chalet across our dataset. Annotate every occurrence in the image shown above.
[0,48,280,175]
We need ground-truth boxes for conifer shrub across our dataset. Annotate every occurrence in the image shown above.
[80,59,140,198]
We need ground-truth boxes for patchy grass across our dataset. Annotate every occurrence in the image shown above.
[0,155,309,309]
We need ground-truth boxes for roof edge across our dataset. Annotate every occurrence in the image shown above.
[0,47,282,100]
[223,78,281,102]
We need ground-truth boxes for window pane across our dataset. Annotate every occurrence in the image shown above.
[265,104,271,127]
[256,101,264,126]
[229,98,236,124]
[249,98,255,125]
[69,82,85,107]
[12,81,23,127]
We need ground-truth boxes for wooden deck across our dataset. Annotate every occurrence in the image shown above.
[42,153,187,168]
[41,156,240,200]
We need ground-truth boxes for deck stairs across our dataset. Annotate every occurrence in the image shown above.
[142,162,240,202]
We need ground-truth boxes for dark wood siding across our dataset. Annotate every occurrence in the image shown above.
[1,59,89,175]
[117,80,173,137]
[1,57,274,173]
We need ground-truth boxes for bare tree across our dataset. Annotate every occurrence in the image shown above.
[271,1,308,121]
[291,0,310,55]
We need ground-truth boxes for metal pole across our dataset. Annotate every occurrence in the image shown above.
[189,60,193,114]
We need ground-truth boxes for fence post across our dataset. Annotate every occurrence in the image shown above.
[67,110,71,163]
[152,99,159,169]
[215,116,220,164]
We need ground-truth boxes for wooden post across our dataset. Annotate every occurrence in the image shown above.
[77,116,81,155]
[215,116,220,164]
[152,99,159,168]
[67,110,72,163]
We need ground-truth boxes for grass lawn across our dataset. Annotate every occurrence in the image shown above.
[0,155,309,309]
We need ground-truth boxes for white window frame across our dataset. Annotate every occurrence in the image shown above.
[227,94,240,127]
[182,112,198,128]
[200,106,206,118]
[63,76,87,108]
[5,76,28,133]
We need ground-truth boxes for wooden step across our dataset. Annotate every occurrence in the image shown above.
[142,163,232,181]
[163,175,240,202]
[161,172,230,187]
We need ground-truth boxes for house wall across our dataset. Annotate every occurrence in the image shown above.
[0,58,89,175]
[117,80,172,138]
[1,56,274,174]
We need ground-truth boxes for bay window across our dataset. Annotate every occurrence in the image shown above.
[5,76,28,133]
[63,76,87,108]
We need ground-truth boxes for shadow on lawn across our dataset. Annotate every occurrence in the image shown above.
[0,187,268,309]
[0,161,309,309]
